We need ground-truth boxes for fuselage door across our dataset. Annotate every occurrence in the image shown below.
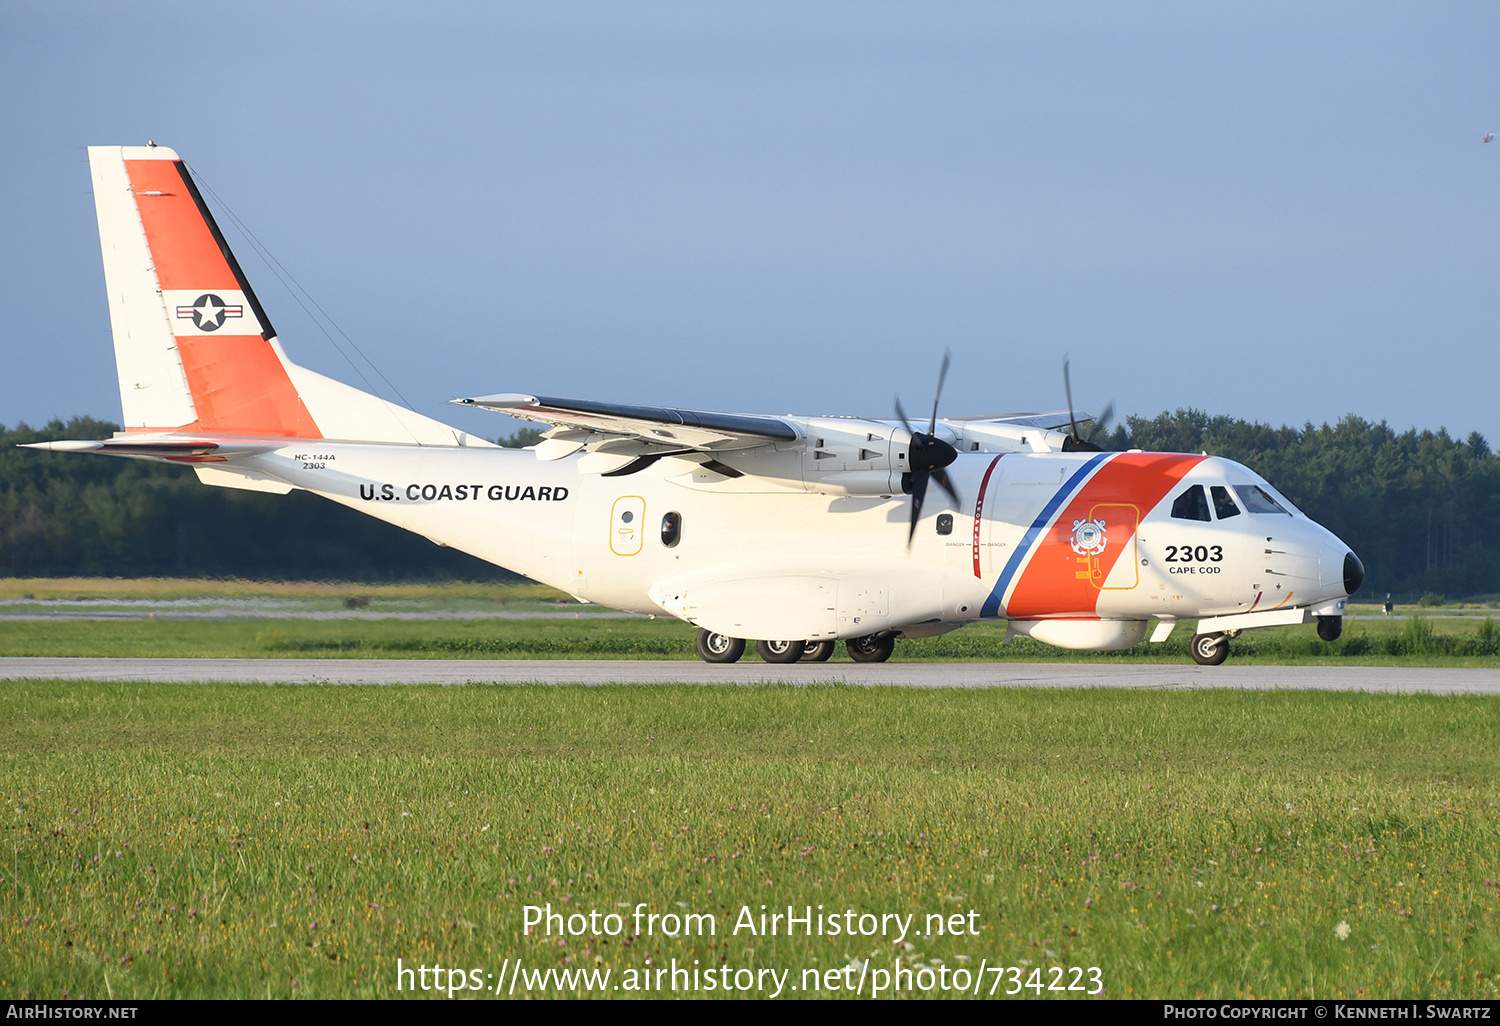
[610,495,646,556]
[1082,502,1141,590]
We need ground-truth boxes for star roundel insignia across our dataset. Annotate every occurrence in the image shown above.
[175,294,244,332]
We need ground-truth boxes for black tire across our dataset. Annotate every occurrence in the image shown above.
[800,640,835,662]
[1189,632,1228,666]
[846,634,895,663]
[756,639,806,664]
[696,629,745,664]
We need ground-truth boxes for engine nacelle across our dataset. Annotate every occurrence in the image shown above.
[795,417,906,496]
[1008,619,1148,651]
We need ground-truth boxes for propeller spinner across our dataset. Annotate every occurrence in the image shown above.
[896,350,961,546]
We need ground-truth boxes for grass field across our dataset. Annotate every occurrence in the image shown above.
[1,612,1498,665]
[0,578,573,603]
[1,579,1493,617]
[2,682,1499,1000]
[1,578,1496,666]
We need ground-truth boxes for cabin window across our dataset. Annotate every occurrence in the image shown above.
[1170,484,1211,521]
[660,511,682,547]
[1232,484,1290,515]
[1211,485,1241,519]
[936,513,954,536]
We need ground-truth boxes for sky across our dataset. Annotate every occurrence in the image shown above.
[2,1,1497,444]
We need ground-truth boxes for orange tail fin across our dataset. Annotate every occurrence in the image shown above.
[88,144,488,447]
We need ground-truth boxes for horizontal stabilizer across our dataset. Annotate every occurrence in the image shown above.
[21,436,280,463]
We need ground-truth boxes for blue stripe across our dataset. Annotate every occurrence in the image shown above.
[980,453,1111,619]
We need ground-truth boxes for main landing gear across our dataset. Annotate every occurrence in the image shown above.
[756,639,806,663]
[695,629,746,664]
[800,640,835,662]
[845,634,895,663]
[692,629,890,664]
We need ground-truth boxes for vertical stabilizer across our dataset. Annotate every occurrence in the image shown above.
[87,145,489,446]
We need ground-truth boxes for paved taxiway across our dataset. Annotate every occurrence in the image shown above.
[0,610,643,622]
[1,658,1498,693]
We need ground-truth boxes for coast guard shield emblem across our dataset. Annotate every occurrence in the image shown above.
[1070,518,1107,556]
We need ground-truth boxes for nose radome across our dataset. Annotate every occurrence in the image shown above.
[1344,550,1365,596]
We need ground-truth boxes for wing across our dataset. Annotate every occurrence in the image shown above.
[454,393,799,467]
[930,410,1104,453]
[941,410,1086,430]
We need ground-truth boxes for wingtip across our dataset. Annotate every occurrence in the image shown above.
[454,393,541,411]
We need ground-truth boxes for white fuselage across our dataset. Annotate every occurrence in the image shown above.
[229,442,1355,646]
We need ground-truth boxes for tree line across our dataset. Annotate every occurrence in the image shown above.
[0,414,1495,598]
[0,418,519,581]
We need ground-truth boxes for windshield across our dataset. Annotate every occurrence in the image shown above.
[1233,484,1290,515]
[1211,485,1240,519]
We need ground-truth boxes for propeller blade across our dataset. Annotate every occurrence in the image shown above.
[907,469,929,546]
[894,394,913,436]
[931,467,960,509]
[1063,355,1080,442]
[903,351,961,547]
[1088,400,1116,443]
[928,348,952,435]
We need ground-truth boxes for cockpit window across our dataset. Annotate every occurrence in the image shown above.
[1211,485,1241,519]
[1170,484,1211,521]
[1232,484,1290,515]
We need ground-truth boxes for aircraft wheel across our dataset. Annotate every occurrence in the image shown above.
[757,639,806,663]
[846,634,895,663]
[696,629,745,664]
[800,640,835,662]
[1189,632,1229,666]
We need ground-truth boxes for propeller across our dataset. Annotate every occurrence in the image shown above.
[896,349,961,546]
[1061,355,1115,452]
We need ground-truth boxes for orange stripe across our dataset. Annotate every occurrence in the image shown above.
[1006,453,1204,618]
[176,335,320,438]
[124,160,320,439]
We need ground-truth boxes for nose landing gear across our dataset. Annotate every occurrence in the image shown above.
[1190,632,1229,666]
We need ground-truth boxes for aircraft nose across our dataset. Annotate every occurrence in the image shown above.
[1343,550,1365,596]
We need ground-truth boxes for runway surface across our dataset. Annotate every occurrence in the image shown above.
[2,657,1498,692]
[0,610,642,621]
